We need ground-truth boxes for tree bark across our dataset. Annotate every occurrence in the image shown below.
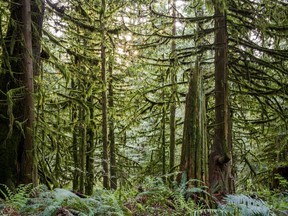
[0,0,41,188]
[208,2,233,195]
[85,95,95,195]
[169,0,176,183]
[71,81,80,191]
[178,59,206,185]
[21,0,35,185]
[108,55,117,190]
[101,41,109,189]
[79,107,87,193]
[161,74,166,179]
[178,10,207,186]
[100,6,109,187]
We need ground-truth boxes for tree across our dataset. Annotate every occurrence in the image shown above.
[227,0,288,190]
[169,0,177,182]
[208,0,233,195]
[178,8,208,186]
[0,0,43,188]
[108,53,117,189]
[22,0,35,185]
[100,0,110,189]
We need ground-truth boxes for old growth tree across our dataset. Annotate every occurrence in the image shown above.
[0,0,44,187]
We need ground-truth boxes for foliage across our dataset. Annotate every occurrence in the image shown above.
[0,180,220,215]
[123,177,227,216]
[220,194,275,216]
[257,188,288,215]
[19,187,124,216]
[0,182,287,215]
[0,184,32,210]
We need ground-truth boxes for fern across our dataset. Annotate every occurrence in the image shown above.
[22,188,95,216]
[0,184,32,210]
[20,187,126,216]
[38,205,59,216]
[220,194,275,216]
[91,189,124,215]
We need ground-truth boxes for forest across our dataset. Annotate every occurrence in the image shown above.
[0,0,287,215]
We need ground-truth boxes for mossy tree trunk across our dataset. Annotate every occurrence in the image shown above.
[178,57,207,186]
[71,80,80,191]
[161,73,166,179]
[169,0,177,183]
[178,10,207,186]
[108,54,117,190]
[85,103,95,195]
[100,0,109,189]
[208,1,233,195]
[79,106,87,193]
[0,0,43,188]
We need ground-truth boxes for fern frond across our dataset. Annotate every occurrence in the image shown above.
[39,205,59,216]
[0,184,13,202]
[220,194,275,216]
[0,184,31,210]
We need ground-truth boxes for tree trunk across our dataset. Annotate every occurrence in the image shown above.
[0,0,41,188]
[101,42,109,189]
[178,10,207,186]
[79,107,87,193]
[71,80,80,191]
[31,0,45,186]
[85,102,95,195]
[169,0,177,183]
[100,3,109,187]
[208,2,233,195]
[21,0,35,185]
[178,59,206,185]
[161,74,166,179]
[108,55,117,190]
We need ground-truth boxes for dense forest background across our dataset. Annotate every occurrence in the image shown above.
[0,0,288,215]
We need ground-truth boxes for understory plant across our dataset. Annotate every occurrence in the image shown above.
[0,184,32,210]
[219,194,275,216]
[20,188,124,216]
[0,181,286,215]
[123,177,228,216]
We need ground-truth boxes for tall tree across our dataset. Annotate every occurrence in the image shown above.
[21,0,35,185]
[208,0,233,195]
[108,53,117,190]
[178,8,208,185]
[100,0,109,189]
[0,0,43,188]
[169,0,177,182]
[227,0,288,190]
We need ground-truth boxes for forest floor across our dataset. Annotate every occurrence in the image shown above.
[0,181,287,215]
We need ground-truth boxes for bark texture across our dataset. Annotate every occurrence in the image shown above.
[178,10,207,186]
[109,56,117,190]
[169,0,177,182]
[208,2,233,195]
[0,0,43,188]
[178,59,206,186]
[101,33,109,190]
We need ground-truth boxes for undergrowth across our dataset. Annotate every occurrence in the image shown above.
[0,178,286,215]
